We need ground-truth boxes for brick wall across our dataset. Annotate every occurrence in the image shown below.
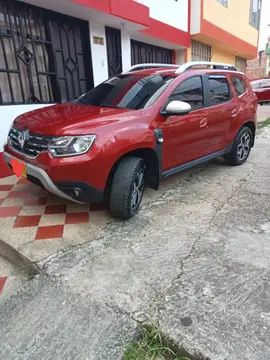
[246,51,266,80]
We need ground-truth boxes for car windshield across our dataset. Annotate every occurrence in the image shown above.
[73,74,175,110]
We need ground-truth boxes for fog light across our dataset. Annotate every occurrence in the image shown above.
[74,189,80,197]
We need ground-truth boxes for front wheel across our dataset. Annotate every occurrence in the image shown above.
[225,126,253,166]
[110,157,146,219]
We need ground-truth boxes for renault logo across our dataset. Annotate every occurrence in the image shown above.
[18,129,29,149]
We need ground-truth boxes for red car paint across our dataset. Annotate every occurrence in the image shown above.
[4,67,258,207]
[251,79,270,104]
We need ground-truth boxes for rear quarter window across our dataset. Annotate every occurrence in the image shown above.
[232,76,247,96]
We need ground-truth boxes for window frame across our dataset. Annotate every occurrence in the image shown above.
[205,74,232,108]
[231,75,247,97]
[160,75,206,115]
[216,0,228,8]
[249,0,262,30]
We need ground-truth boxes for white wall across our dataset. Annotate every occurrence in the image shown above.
[258,0,270,51]
[175,49,186,65]
[121,31,131,71]
[0,105,50,151]
[190,0,201,34]
[89,22,109,86]
[134,0,188,32]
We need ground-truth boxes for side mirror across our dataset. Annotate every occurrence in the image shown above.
[163,100,192,116]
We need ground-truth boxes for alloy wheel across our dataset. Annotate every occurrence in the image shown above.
[237,133,251,161]
[130,168,145,211]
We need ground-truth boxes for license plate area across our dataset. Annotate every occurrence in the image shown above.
[10,158,27,179]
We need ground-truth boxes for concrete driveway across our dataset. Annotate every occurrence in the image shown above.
[1,125,270,360]
[257,104,270,122]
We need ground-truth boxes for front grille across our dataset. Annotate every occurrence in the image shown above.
[8,126,52,158]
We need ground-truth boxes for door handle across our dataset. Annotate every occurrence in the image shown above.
[200,118,208,128]
[231,109,238,117]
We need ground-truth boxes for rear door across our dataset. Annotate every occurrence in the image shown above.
[203,74,239,153]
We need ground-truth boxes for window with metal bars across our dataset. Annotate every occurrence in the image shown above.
[216,0,228,7]
[191,40,212,62]
[0,0,93,105]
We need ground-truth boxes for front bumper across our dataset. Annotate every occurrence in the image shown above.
[4,152,104,204]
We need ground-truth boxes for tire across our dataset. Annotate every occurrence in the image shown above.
[110,157,146,219]
[225,126,253,166]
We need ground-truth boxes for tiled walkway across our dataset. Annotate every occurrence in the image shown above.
[0,175,111,268]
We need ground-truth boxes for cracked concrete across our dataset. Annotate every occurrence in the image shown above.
[1,127,270,359]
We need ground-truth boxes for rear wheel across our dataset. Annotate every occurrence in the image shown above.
[225,126,253,166]
[110,157,146,219]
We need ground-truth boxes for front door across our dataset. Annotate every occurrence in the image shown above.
[203,75,237,153]
[159,75,209,170]
[105,26,122,77]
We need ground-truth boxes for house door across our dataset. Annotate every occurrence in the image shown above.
[50,15,93,102]
[105,26,122,77]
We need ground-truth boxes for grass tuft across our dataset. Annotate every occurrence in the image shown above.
[123,327,191,360]
[258,118,270,129]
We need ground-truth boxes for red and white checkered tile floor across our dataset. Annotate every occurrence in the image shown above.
[0,174,113,282]
[0,176,109,240]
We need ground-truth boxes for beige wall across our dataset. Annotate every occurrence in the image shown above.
[203,0,258,47]
[211,47,235,64]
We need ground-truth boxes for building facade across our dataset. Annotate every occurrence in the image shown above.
[190,0,260,72]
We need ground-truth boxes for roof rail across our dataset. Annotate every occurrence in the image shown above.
[121,61,238,75]
[175,61,237,73]
[122,63,179,73]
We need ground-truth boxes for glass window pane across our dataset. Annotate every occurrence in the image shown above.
[170,76,204,111]
[0,72,12,102]
[75,74,175,110]
[209,77,230,105]
[4,37,17,70]
[10,73,23,102]
[232,76,246,96]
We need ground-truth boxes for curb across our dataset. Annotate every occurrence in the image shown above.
[0,239,41,277]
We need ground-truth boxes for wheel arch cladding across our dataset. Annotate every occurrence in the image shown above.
[105,146,161,192]
[242,121,256,147]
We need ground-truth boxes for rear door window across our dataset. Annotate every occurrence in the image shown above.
[232,76,246,96]
[208,76,231,106]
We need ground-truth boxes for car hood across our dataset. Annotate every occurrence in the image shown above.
[13,103,138,136]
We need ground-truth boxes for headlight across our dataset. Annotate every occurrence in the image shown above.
[48,135,96,157]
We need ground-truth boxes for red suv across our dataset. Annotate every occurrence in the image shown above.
[250,78,270,105]
[4,61,258,219]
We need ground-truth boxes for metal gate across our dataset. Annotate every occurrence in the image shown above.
[0,0,93,104]
[235,56,247,74]
[105,26,122,77]
[131,40,173,65]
